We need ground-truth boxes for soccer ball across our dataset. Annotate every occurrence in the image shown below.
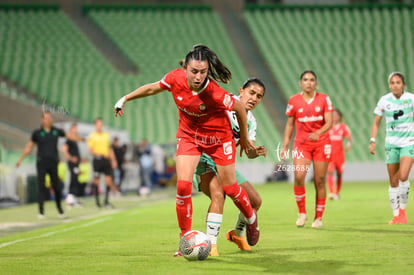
[65,194,76,206]
[179,230,211,261]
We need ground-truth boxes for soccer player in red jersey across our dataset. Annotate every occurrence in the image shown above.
[281,70,333,228]
[113,45,259,255]
[327,109,352,201]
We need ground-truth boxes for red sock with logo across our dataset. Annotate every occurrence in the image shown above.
[315,197,326,219]
[176,180,192,236]
[294,185,306,213]
[222,183,254,220]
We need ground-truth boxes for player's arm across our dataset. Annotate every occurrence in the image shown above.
[345,130,352,152]
[65,133,85,142]
[247,141,267,159]
[369,115,382,155]
[233,100,254,156]
[16,141,35,167]
[309,111,333,142]
[114,82,165,116]
[281,116,295,160]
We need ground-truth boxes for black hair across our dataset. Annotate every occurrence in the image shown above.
[300,70,317,81]
[388,72,405,84]
[182,44,232,84]
[242,77,266,94]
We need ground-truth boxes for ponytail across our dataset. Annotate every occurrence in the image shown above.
[183,44,232,84]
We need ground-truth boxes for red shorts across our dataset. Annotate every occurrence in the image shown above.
[176,136,236,166]
[293,141,331,162]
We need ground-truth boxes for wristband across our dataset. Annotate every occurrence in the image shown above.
[370,137,376,144]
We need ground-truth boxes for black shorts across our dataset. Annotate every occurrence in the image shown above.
[93,158,112,177]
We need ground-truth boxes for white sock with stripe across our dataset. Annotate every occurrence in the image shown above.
[206,213,222,245]
[399,180,410,209]
[389,186,400,216]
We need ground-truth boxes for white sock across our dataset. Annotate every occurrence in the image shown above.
[399,180,410,209]
[234,212,246,237]
[389,186,400,216]
[206,213,222,245]
[246,211,256,225]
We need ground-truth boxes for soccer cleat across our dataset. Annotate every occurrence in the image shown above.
[328,193,335,200]
[388,216,400,225]
[105,203,115,209]
[311,218,323,228]
[245,209,260,246]
[226,230,251,251]
[398,209,407,224]
[173,250,182,257]
[38,214,45,219]
[333,194,341,201]
[209,244,219,257]
[59,213,67,219]
[296,213,308,227]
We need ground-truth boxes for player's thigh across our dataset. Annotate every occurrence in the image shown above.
[176,155,201,182]
[216,163,236,186]
[240,181,262,210]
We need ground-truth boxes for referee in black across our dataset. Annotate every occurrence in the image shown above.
[16,112,84,218]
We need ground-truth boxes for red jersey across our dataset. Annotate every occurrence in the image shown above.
[159,68,235,144]
[286,92,333,146]
[329,123,351,155]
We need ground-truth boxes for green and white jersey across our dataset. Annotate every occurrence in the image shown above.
[374,91,414,148]
[227,95,257,143]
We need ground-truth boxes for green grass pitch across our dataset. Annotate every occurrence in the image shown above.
[0,181,413,274]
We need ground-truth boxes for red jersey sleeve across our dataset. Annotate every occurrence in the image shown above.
[324,95,334,113]
[159,69,178,91]
[285,96,296,117]
[203,79,235,111]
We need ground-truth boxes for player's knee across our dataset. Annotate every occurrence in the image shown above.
[176,180,192,196]
[400,175,409,182]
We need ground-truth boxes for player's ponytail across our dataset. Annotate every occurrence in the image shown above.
[183,44,232,84]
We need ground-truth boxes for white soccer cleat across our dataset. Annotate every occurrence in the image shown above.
[311,218,323,228]
[38,214,45,219]
[296,213,308,227]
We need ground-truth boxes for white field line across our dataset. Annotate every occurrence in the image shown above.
[0,217,111,249]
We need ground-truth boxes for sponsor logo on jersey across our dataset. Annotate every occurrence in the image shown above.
[315,106,321,112]
[223,94,232,109]
[298,115,324,122]
[223,141,233,155]
[298,108,303,113]
[177,96,183,101]
[199,104,206,111]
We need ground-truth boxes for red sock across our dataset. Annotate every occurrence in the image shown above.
[327,173,334,194]
[315,197,326,219]
[222,183,253,219]
[293,185,306,214]
[336,176,342,195]
[176,180,192,236]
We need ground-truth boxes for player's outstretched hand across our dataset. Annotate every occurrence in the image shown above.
[240,138,254,157]
[114,96,127,117]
